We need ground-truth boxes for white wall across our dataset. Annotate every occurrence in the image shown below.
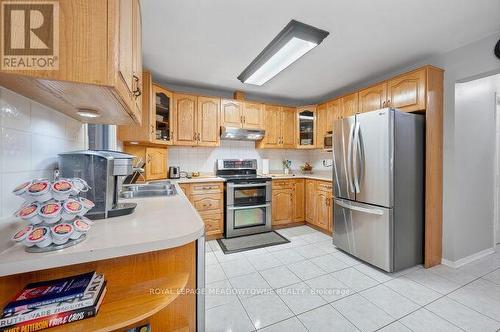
[0,87,86,219]
[167,140,332,174]
[452,75,499,260]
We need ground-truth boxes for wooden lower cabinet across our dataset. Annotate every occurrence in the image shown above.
[180,182,224,238]
[123,145,167,181]
[315,181,333,232]
[272,188,294,226]
[293,179,305,222]
[305,179,316,223]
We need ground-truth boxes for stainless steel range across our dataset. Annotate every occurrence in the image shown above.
[216,159,272,238]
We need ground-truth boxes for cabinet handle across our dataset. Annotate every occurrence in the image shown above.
[133,75,141,98]
[147,154,152,164]
[382,101,386,107]
[170,130,173,140]
[150,125,154,135]
[197,133,201,141]
[387,99,391,107]
[194,133,197,141]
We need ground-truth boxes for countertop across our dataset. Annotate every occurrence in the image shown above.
[167,172,332,183]
[0,183,205,277]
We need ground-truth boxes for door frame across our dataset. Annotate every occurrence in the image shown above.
[495,93,500,246]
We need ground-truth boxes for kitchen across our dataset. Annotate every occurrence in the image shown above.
[0,1,500,331]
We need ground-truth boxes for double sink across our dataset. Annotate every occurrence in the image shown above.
[120,180,177,198]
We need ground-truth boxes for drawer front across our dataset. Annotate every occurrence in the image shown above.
[272,179,294,190]
[316,181,333,192]
[200,212,223,235]
[190,182,223,195]
[191,193,223,212]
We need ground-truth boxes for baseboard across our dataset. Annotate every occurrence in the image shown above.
[441,247,495,268]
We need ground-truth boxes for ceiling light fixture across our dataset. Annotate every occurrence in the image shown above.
[76,109,101,119]
[238,20,329,86]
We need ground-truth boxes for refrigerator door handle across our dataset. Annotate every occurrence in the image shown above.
[352,122,361,193]
[335,199,384,216]
[357,123,365,187]
[346,123,355,193]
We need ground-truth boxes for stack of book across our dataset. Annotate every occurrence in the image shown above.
[0,271,106,332]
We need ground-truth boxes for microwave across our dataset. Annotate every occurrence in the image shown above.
[323,131,333,152]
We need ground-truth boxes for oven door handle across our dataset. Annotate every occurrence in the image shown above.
[227,203,271,210]
[227,183,270,188]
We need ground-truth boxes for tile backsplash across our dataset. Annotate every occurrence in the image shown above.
[167,140,333,174]
[0,87,86,219]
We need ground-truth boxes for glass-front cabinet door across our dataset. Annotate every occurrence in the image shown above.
[297,105,317,149]
[152,84,173,144]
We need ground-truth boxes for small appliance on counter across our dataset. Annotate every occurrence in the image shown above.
[58,150,137,220]
[169,166,180,179]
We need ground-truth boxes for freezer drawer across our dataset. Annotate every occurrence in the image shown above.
[333,198,393,272]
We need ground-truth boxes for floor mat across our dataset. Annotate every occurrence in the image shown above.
[217,231,290,254]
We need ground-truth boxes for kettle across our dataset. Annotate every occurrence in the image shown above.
[169,166,180,179]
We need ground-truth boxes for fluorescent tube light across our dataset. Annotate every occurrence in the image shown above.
[238,20,329,86]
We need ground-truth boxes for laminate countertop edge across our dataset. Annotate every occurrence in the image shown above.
[0,183,205,277]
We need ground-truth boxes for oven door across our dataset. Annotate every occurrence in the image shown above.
[226,182,271,206]
[226,203,271,237]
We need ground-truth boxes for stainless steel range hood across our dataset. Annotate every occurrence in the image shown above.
[220,126,265,141]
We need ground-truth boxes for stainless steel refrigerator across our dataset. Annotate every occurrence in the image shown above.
[332,108,424,272]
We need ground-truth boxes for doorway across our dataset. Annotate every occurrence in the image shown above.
[496,94,500,245]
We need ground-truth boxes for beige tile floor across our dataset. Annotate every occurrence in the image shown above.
[204,225,500,332]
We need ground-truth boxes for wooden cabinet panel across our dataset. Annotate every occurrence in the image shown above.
[342,93,359,118]
[132,0,142,118]
[388,69,426,112]
[281,107,296,148]
[243,102,263,129]
[315,181,333,232]
[179,183,190,198]
[293,179,305,222]
[190,182,223,195]
[315,190,330,230]
[199,211,223,236]
[305,180,316,223]
[190,194,223,213]
[173,94,197,146]
[119,0,134,96]
[221,100,243,127]
[145,147,167,180]
[297,106,317,149]
[272,189,294,225]
[260,105,281,148]
[197,97,220,147]
[359,83,387,113]
[317,103,328,149]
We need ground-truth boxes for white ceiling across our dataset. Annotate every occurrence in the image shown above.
[141,0,500,103]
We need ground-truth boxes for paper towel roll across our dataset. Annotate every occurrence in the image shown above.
[262,159,270,175]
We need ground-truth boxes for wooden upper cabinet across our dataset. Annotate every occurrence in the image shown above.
[259,105,281,148]
[221,100,243,127]
[119,0,134,97]
[173,94,197,146]
[297,106,317,149]
[341,93,359,118]
[132,0,143,117]
[0,0,143,124]
[328,99,341,129]
[145,147,168,180]
[359,83,387,113]
[388,68,426,112]
[281,107,296,149]
[316,103,328,149]
[117,74,174,145]
[197,97,220,147]
[242,102,264,129]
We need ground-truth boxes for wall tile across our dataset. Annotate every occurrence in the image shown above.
[0,87,31,131]
[1,128,32,172]
[0,88,85,219]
